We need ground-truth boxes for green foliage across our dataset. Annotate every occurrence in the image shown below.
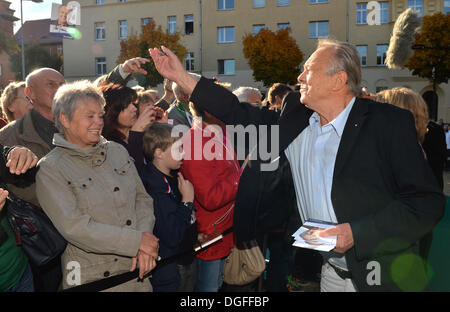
[0,31,19,55]
[118,22,187,88]
[243,28,303,87]
[406,12,450,85]
[9,44,63,80]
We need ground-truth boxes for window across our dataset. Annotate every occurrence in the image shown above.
[141,18,153,26]
[95,22,105,40]
[96,58,106,76]
[379,2,389,24]
[408,0,423,17]
[57,45,63,55]
[277,0,290,6]
[445,0,450,15]
[253,0,265,8]
[185,15,194,35]
[376,44,388,66]
[277,23,290,30]
[185,52,194,71]
[96,0,104,4]
[119,0,126,2]
[218,0,234,10]
[218,27,235,43]
[253,24,265,35]
[356,45,367,67]
[309,21,329,38]
[310,0,328,3]
[119,20,127,39]
[168,16,177,34]
[218,59,235,75]
[356,3,367,25]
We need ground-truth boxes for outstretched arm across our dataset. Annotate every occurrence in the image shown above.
[149,47,198,96]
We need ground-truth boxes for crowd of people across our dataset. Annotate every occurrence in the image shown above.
[0,38,445,292]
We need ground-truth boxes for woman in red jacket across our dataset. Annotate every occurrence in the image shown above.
[180,102,240,292]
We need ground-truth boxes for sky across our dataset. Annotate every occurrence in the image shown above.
[10,0,62,35]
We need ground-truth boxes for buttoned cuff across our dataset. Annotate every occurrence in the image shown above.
[118,64,130,80]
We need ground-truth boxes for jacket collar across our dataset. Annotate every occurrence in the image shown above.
[52,133,108,167]
[333,97,369,177]
[16,110,51,147]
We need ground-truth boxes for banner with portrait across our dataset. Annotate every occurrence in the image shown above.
[49,1,81,39]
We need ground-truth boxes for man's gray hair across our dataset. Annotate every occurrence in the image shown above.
[52,80,105,133]
[232,86,262,103]
[317,39,362,96]
[172,72,201,101]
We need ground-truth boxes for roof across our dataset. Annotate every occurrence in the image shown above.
[14,19,62,45]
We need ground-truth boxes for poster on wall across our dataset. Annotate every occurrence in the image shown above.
[49,1,81,39]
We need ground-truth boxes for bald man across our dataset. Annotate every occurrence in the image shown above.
[0,68,65,159]
[0,68,65,292]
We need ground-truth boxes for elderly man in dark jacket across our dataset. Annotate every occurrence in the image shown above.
[149,42,444,292]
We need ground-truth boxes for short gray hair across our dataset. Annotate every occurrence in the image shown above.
[232,86,262,103]
[172,73,201,101]
[317,39,361,96]
[52,80,105,133]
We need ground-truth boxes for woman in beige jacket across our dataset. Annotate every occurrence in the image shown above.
[36,80,159,291]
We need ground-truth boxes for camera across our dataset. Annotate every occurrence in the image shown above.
[153,108,163,120]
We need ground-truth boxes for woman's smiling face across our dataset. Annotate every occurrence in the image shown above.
[61,97,104,148]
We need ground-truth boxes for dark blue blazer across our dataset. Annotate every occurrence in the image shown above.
[190,77,445,291]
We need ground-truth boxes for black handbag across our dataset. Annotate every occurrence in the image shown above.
[3,184,67,267]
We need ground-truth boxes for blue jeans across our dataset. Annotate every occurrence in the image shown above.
[194,258,224,292]
[9,264,34,292]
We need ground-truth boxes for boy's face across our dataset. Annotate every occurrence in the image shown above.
[157,140,184,171]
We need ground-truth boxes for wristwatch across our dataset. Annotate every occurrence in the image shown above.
[182,201,194,210]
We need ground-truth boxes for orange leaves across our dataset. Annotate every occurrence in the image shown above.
[243,28,303,87]
[117,22,187,87]
[406,13,450,84]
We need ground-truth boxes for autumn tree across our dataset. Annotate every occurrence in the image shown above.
[406,12,450,92]
[243,28,303,87]
[118,22,187,88]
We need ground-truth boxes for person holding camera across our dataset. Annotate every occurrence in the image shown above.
[98,83,162,173]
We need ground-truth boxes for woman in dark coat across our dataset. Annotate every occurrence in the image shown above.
[0,146,39,292]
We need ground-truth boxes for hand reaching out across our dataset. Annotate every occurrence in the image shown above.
[122,57,150,75]
[148,47,198,96]
[148,47,184,82]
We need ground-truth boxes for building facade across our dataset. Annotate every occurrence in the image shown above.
[14,19,64,58]
[63,0,450,120]
[0,0,19,89]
